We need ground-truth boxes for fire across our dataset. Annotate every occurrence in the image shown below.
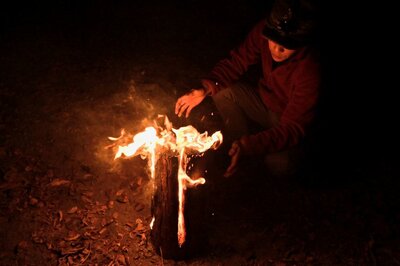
[109,115,222,246]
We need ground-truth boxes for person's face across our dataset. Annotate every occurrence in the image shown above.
[268,39,296,62]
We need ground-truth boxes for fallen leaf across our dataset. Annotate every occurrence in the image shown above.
[61,247,84,255]
[124,254,131,265]
[125,222,134,228]
[49,178,70,187]
[64,232,81,241]
[17,240,29,250]
[134,223,145,232]
[81,191,94,197]
[46,242,53,250]
[67,256,74,264]
[134,203,144,212]
[59,210,63,222]
[82,248,90,255]
[116,189,124,196]
[29,197,39,206]
[99,228,107,235]
[81,195,92,204]
[116,254,126,265]
[67,206,78,214]
[117,195,128,203]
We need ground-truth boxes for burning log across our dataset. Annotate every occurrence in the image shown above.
[108,115,222,260]
[150,155,208,259]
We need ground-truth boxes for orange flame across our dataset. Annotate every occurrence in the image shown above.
[109,115,222,246]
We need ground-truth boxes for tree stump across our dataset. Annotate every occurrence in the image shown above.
[150,155,208,260]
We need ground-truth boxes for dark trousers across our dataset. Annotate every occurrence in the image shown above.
[212,82,303,176]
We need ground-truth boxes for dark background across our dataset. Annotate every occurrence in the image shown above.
[2,0,395,166]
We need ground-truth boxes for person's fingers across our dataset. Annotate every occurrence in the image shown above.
[230,152,240,169]
[177,105,184,117]
[224,150,240,177]
[175,98,184,114]
[185,105,194,118]
[228,142,239,156]
[178,103,189,117]
[224,163,234,177]
[228,146,235,156]
[224,163,237,177]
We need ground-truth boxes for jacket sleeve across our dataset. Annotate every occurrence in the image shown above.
[240,59,321,155]
[205,21,265,95]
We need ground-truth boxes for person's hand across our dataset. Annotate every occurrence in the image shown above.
[224,140,242,177]
[175,88,207,118]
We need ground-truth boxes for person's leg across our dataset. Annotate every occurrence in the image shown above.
[212,82,275,144]
[212,82,303,177]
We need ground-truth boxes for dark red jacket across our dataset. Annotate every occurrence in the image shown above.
[206,20,321,156]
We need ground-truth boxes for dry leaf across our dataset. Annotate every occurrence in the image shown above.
[61,247,84,255]
[116,189,124,196]
[17,240,29,250]
[49,178,70,187]
[125,222,134,228]
[81,195,92,204]
[29,197,39,206]
[59,210,63,222]
[67,256,74,264]
[134,223,145,232]
[117,254,126,265]
[67,206,78,214]
[64,232,81,241]
[134,203,144,212]
[117,195,128,203]
[81,191,94,197]
[82,248,90,255]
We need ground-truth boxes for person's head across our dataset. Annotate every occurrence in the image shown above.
[262,0,319,58]
[268,39,296,62]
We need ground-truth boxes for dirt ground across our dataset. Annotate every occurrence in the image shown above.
[1,1,399,265]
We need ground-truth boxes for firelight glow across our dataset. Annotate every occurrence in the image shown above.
[109,115,222,246]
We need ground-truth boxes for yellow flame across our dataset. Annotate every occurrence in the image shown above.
[149,216,155,230]
[110,115,222,246]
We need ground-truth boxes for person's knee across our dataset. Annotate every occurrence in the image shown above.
[212,86,235,104]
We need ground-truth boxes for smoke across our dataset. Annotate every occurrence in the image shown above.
[94,79,178,171]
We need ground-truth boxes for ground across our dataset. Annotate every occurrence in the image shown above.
[1,1,399,265]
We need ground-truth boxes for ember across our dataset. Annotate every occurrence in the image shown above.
[109,115,222,247]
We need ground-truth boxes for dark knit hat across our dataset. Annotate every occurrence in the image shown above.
[262,0,319,49]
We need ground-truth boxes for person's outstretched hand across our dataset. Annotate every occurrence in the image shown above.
[175,88,207,118]
[224,140,242,177]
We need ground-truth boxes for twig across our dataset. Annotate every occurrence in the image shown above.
[79,242,91,265]
[159,247,164,266]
